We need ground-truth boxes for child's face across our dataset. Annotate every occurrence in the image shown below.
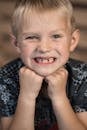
[16,10,78,76]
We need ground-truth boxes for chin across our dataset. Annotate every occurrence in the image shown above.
[33,69,56,77]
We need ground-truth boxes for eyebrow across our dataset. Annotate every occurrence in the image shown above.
[21,28,66,36]
[22,32,41,36]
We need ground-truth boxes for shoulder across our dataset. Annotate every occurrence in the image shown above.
[68,58,87,88]
[67,59,87,112]
[0,58,23,116]
[68,58,87,72]
[0,58,23,79]
[68,58,87,83]
[0,58,23,98]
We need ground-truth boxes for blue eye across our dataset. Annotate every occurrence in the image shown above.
[52,34,62,39]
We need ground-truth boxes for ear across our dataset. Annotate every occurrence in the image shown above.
[70,29,80,52]
[10,34,21,53]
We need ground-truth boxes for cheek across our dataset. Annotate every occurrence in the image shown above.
[20,42,36,53]
[55,43,70,55]
[20,47,32,58]
[55,44,70,64]
[62,47,70,59]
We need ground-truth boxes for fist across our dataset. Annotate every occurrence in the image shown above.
[45,67,68,100]
[19,67,43,99]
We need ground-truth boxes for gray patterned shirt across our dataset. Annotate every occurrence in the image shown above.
[0,58,87,129]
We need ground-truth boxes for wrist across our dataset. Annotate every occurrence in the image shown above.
[51,94,69,108]
[19,91,36,105]
[50,91,67,102]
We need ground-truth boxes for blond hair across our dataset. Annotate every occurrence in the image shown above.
[12,0,76,38]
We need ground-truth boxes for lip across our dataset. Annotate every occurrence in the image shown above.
[32,57,57,65]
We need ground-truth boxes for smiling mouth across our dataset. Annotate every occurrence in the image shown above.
[33,57,56,64]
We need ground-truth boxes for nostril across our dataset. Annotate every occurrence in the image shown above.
[36,44,51,53]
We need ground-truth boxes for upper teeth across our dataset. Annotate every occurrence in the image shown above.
[35,57,55,63]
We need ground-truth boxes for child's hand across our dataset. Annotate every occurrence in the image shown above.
[45,67,68,101]
[19,67,43,100]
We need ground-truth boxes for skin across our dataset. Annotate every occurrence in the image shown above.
[0,9,87,130]
[16,10,78,77]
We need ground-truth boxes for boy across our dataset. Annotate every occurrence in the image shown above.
[0,0,87,130]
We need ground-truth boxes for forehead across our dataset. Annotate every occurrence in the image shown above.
[20,9,71,33]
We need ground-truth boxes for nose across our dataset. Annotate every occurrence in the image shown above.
[36,39,52,53]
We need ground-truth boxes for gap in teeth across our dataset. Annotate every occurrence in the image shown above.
[35,57,55,63]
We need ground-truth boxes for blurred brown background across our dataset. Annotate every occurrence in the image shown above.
[0,0,87,67]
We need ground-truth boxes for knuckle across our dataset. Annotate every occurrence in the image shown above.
[19,67,24,75]
[19,67,29,76]
[61,68,68,76]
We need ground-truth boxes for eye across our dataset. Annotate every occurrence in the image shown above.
[52,34,62,39]
[25,35,40,40]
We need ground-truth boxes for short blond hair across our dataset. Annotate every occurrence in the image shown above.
[11,0,76,38]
